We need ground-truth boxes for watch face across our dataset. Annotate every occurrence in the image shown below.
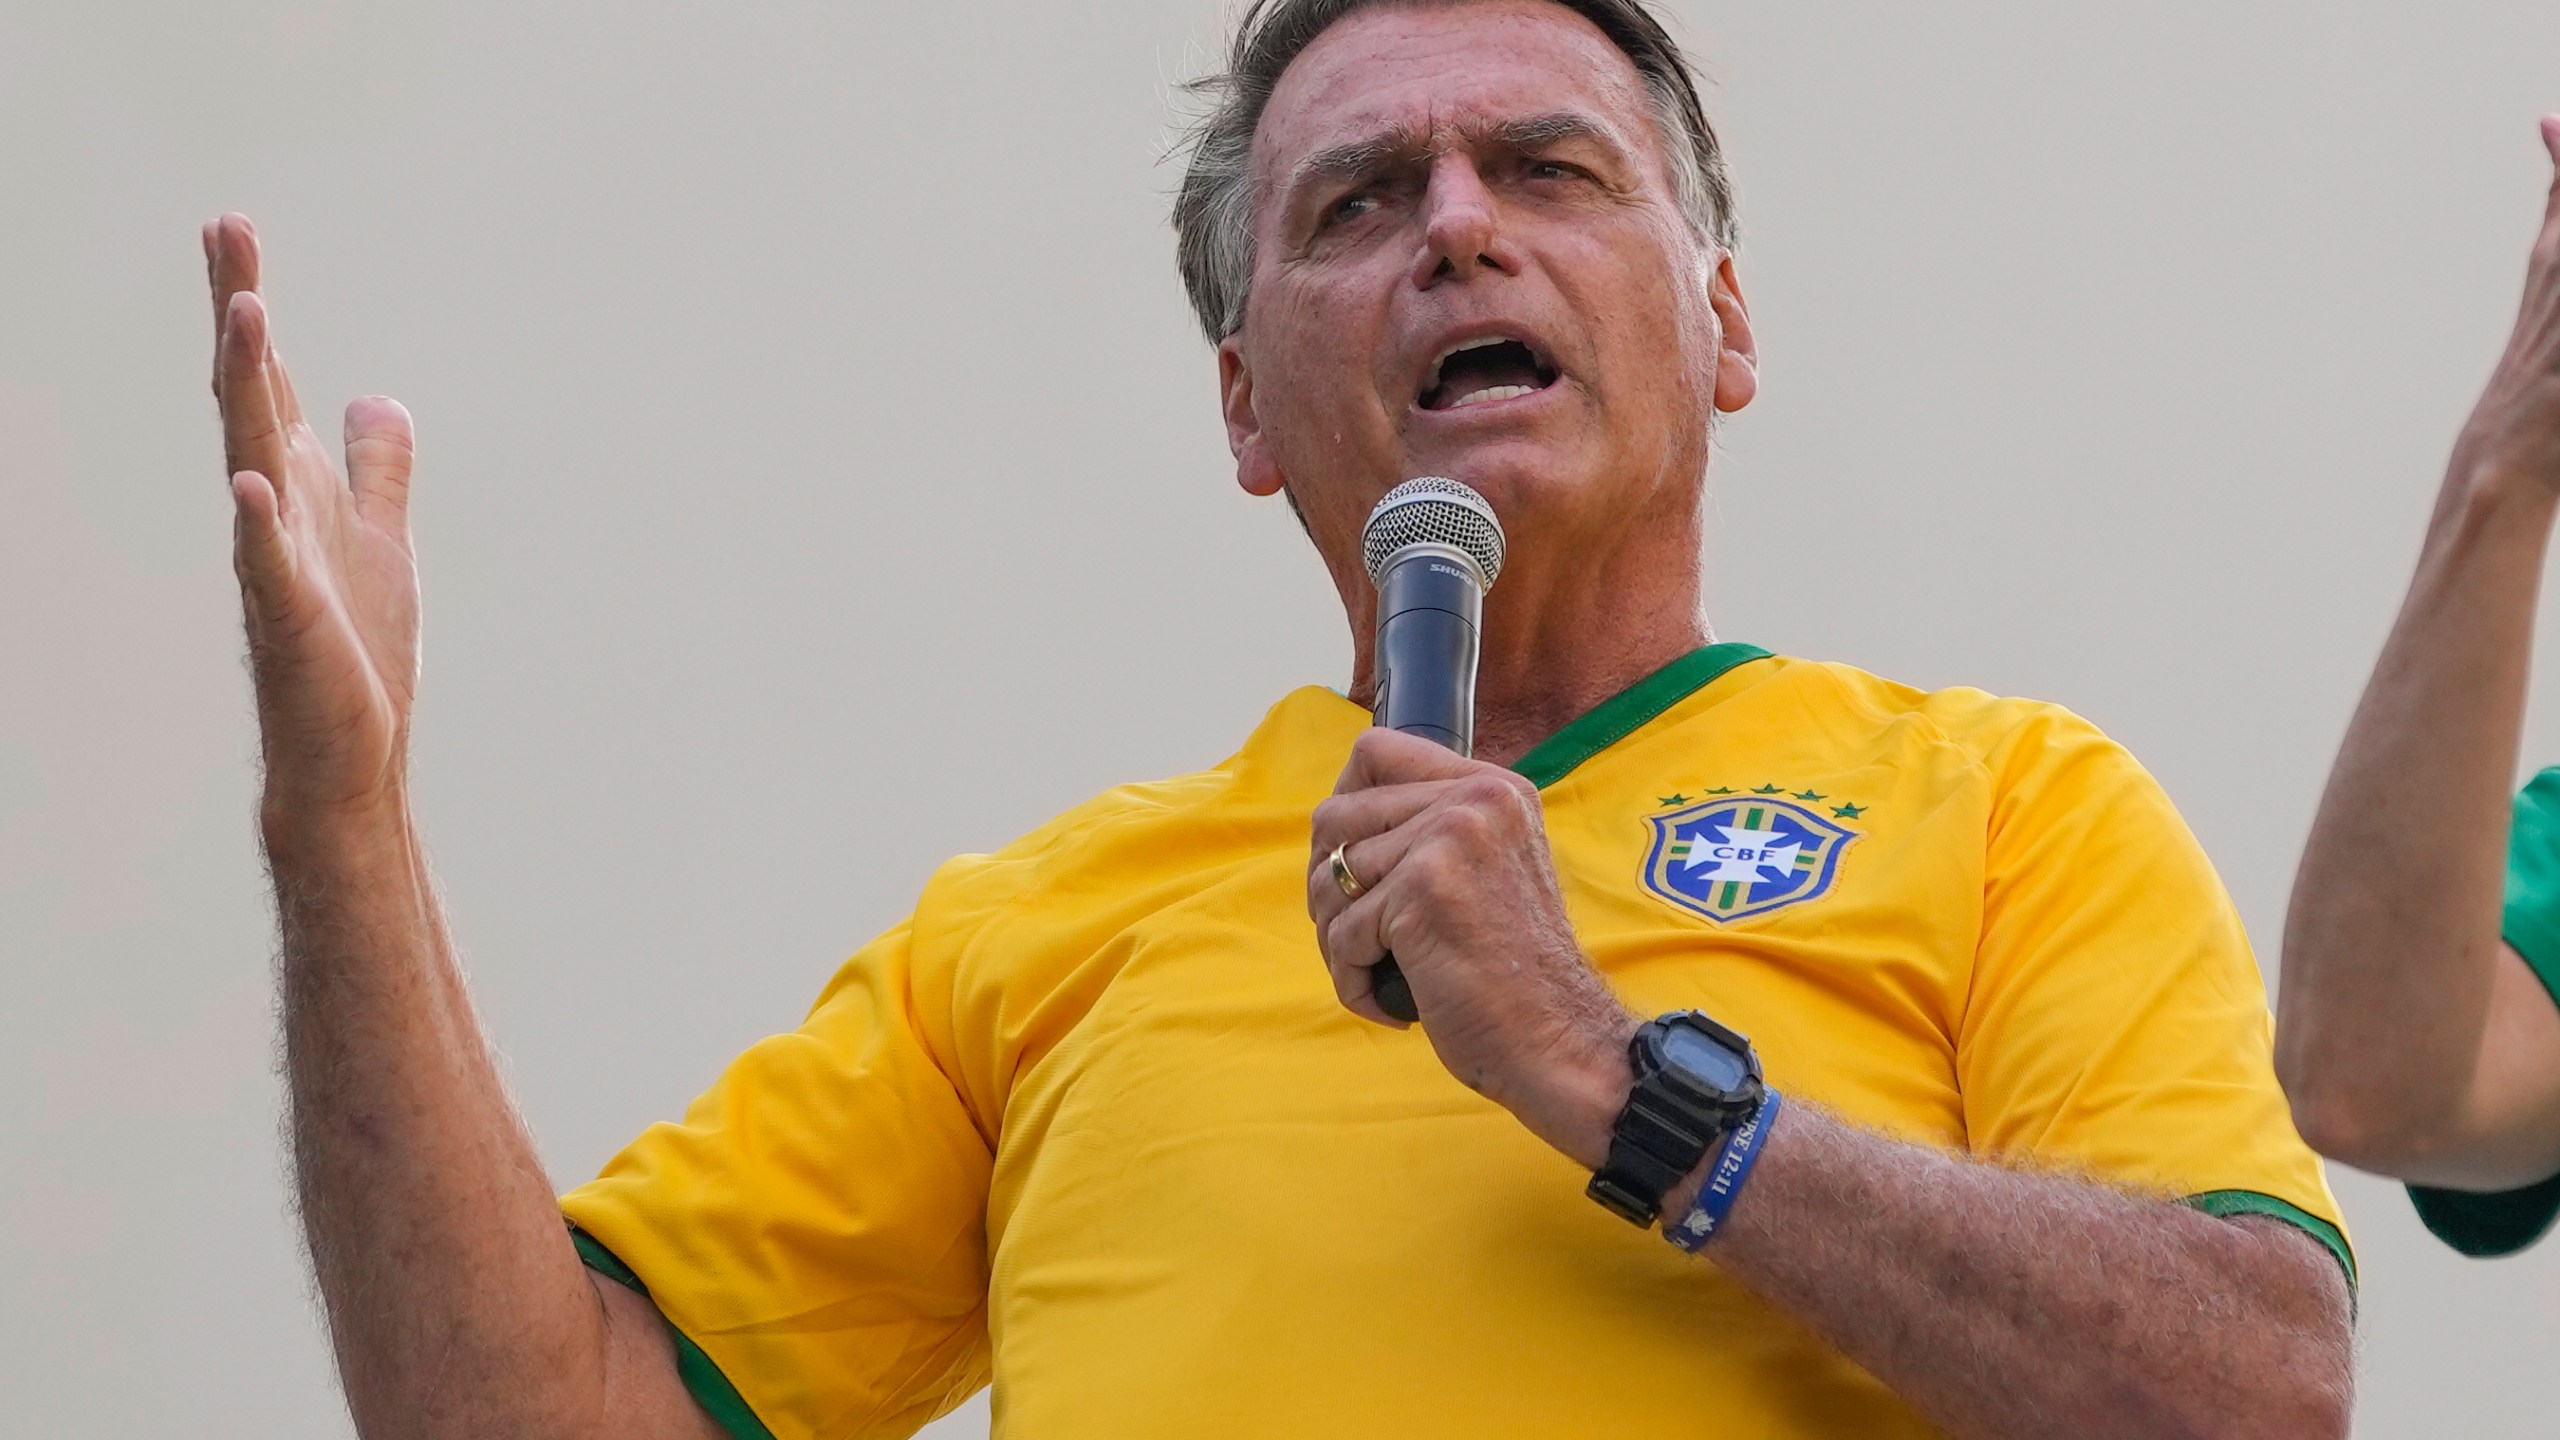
[1662,1024,1749,1093]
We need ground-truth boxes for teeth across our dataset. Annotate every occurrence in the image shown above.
[1448,384,1537,407]
[1433,335,1512,369]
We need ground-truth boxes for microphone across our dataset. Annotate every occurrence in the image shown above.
[1358,477,1507,1023]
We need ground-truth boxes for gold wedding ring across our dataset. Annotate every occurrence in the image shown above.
[1328,841,1368,900]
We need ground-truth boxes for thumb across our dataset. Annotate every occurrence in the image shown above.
[344,395,416,533]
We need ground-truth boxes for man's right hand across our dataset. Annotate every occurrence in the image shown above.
[209,213,421,830]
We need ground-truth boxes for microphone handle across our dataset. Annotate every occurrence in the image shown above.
[1370,962,1420,1025]
[1369,715,1455,1023]
[1368,554,1483,1024]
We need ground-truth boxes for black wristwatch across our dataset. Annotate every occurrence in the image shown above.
[1587,1011,1766,1226]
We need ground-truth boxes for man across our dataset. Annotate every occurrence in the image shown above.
[212,1,2353,1437]
[2278,118,2560,1259]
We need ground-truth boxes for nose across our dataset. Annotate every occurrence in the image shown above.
[1410,155,1517,289]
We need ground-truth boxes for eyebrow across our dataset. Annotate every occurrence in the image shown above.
[1283,110,1627,194]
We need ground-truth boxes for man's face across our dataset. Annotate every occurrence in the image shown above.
[1220,0,1755,572]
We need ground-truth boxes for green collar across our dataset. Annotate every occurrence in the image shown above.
[1511,643,1773,789]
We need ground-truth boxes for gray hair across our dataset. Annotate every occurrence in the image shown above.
[1171,0,1739,343]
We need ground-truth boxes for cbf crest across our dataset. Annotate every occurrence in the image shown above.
[1642,792,1858,924]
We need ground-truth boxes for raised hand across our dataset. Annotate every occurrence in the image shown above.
[207,215,422,825]
[2452,117,2560,496]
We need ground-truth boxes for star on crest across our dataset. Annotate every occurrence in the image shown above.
[1794,789,1826,802]
[1752,783,1785,795]
[1831,802,1866,819]
[1658,793,1689,807]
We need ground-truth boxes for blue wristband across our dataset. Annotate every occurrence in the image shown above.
[1663,1089,1782,1253]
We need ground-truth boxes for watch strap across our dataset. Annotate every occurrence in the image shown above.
[1586,1014,1738,1225]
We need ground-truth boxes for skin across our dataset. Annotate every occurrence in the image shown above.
[2277,117,2560,1194]
[215,2,2347,1437]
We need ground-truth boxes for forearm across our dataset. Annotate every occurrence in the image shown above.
[1692,1106,2350,1440]
[2278,471,2557,1161]
[268,797,613,1440]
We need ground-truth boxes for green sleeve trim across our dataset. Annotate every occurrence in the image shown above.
[1511,643,1774,790]
[2183,1190,2356,1290]
[570,1227,781,1440]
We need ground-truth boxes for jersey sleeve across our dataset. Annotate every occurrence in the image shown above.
[1953,704,2353,1284]
[559,913,994,1440]
[2407,766,2560,1257]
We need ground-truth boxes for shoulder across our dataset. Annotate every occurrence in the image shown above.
[918,764,1251,934]
[911,684,1357,939]
[1760,655,2132,786]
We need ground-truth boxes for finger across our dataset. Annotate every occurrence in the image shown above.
[1308,769,1539,930]
[1333,725,1487,795]
[200,219,219,327]
[267,341,306,429]
[209,215,290,417]
[208,213,262,342]
[230,470,297,625]
[219,291,292,489]
[1305,820,1422,938]
[1310,779,1459,868]
[344,396,415,529]
[205,218,230,396]
[1319,892,1403,1028]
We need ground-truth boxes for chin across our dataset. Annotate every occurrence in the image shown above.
[1396,442,1607,518]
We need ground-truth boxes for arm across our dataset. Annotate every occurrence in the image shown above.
[1309,730,2350,1440]
[209,214,720,1440]
[1668,1105,2347,1440]
[2276,116,2560,1191]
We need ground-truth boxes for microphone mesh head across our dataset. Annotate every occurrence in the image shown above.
[1360,477,1506,589]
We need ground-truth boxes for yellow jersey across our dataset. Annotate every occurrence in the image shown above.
[562,643,2348,1440]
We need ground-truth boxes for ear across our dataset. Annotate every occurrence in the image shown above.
[1219,335,1289,498]
[1707,252,1758,415]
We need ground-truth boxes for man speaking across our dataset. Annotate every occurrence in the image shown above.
[209,2,2354,1437]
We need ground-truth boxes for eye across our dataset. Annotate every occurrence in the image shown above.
[1325,191,1380,226]
[1526,159,1584,182]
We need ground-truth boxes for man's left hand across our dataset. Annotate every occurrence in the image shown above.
[1308,727,1635,1168]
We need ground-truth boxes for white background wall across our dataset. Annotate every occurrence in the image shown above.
[5,2,2557,1434]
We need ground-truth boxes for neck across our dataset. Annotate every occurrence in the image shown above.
[1340,505,1714,770]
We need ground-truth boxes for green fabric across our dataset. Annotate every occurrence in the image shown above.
[2404,767,2560,1257]
[2184,1190,2356,1290]
[570,1227,781,1440]
[2496,768,2560,1009]
[2410,1172,2560,1258]
[1511,643,1774,789]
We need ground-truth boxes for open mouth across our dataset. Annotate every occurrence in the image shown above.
[1419,337,1560,411]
